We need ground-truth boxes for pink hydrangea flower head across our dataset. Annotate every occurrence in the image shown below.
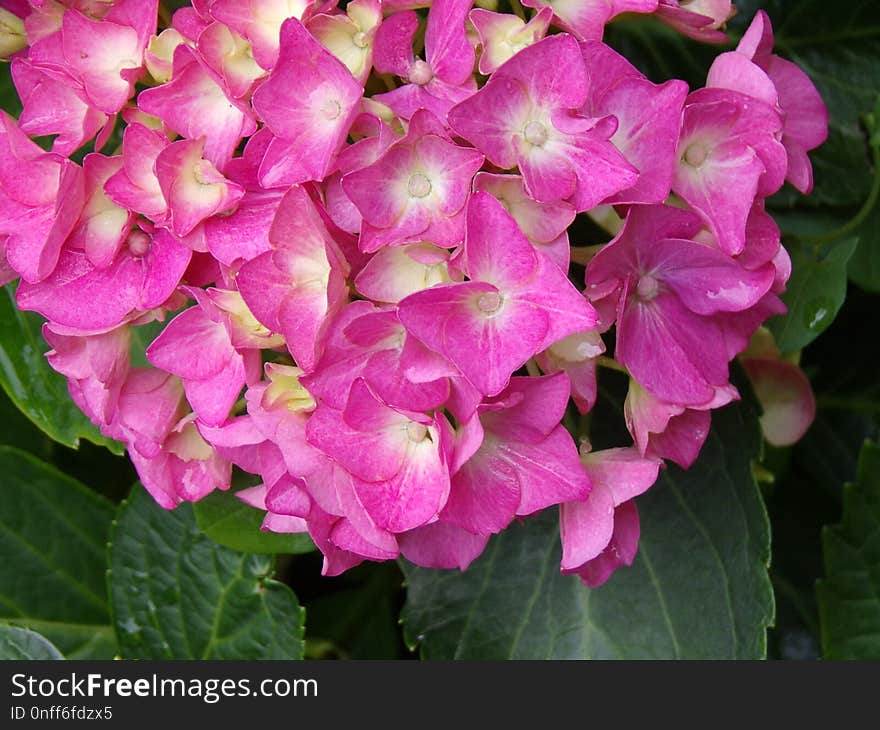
[448,33,638,211]
[399,192,598,396]
[252,18,363,187]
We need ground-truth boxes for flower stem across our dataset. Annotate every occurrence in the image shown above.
[569,244,606,266]
[802,139,880,246]
[509,0,526,21]
[596,356,628,375]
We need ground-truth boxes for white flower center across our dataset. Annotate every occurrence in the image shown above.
[477,291,503,314]
[636,274,660,301]
[407,172,432,198]
[523,120,548,147]
[320,98,343,121]
[683,142,709,167]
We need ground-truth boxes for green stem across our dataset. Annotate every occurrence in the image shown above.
[569,244,606,266]
[802,142,880,246]
[816,395,880,415]
[509,0,526,21]
[157,2,172,28]
[595,356,628,375]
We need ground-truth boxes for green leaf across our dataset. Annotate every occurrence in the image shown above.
[847,204,880,293]
[0,387,54,460]
[194,489,315,555]
[305,564,405,659]
[1,620,116,660]
[109,486,306,659]
[768,238,858,354]
[0,446,117,659]
[817,440,880,659]
[401,397,773,659]
[0,626,64,660]
[0,284,124,454]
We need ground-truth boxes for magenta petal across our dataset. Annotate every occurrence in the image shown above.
[354,441,451,533]
[648,408,712,468]
[16,248,142,331]
[443,444,521,534]
[569,500,641,587]
[333,470,399,555]
[617,292,723,405]
[399,281,549,396]
[306,380,412,483]
[481,372,572,444]
[253,19,363,186]
[147,305,232,379]
[138,45,256,169]
[560,482,614,570]
[183,351,247,426]
[425,0,474,86]
[399,521,489,570]
[581,447,661,505]
[463,192,539,287]
[371,10,417,76]
[513,425,592,516]
[649,238,774,315]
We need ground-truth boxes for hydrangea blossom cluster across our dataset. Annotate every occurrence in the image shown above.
[0,0,826,585]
